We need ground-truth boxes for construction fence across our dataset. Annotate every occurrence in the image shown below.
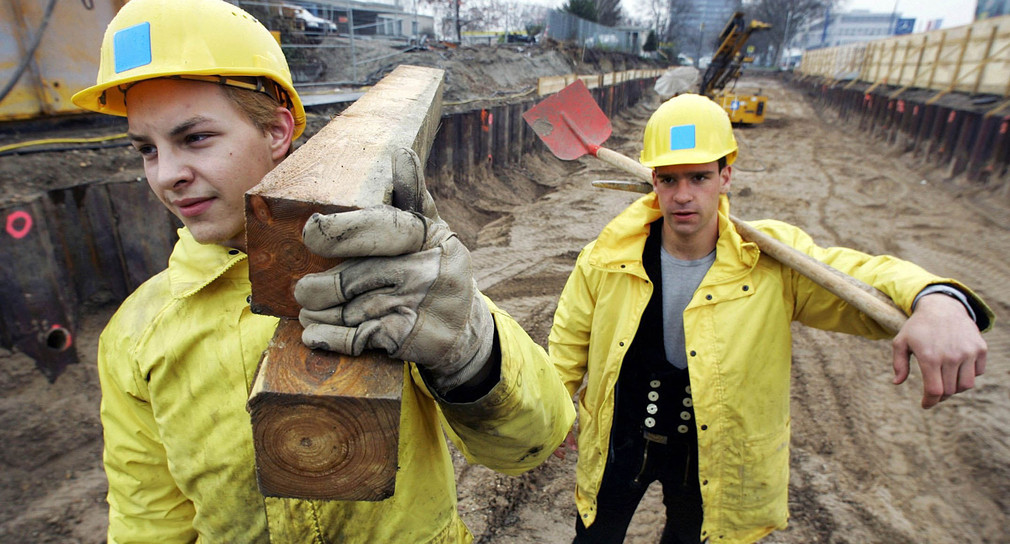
[797,14,1010,97]
[542,11,645,56]
[793,15,1010,184]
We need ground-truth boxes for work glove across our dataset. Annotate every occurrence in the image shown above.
[294,148,496,393]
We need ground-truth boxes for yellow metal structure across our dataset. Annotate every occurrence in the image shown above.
[711,92,768,124]
[699,11,771,124]
[1,0,125,121]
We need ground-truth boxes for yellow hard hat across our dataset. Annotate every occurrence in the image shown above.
[71,0,306,139]
[639,94,737,168]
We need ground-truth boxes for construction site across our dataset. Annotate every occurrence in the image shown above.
[2,1,1009,542]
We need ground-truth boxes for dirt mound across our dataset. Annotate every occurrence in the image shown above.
[308,36,661,108]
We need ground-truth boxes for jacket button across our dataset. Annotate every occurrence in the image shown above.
[706,294,713,300]
[647,403,658,414]
[678,425,689,434]
[680,411,691,420]
[246,295,252,304]
[644,417,656,428]
[690,350,696,357]
[228,249,239,255]
[742,285,750,291]
[683,398,693,407]
[619,341,625,347]
[701,424,708,431]
[648,391,659,401]
[650,379,661,388]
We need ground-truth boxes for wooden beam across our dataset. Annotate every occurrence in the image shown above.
[248,320,403,500]
[245,64,445,501]
[246,64,444,318]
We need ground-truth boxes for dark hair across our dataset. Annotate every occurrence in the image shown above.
[718,156,727,172]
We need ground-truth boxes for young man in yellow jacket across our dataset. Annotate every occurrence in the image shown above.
[72,0,573,541]
[548,94,992,543]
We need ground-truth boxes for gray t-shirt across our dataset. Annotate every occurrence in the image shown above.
[661,248,716,369]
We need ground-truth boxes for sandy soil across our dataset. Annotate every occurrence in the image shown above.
[2,49,1008,543]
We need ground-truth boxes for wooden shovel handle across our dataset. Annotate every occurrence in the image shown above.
[589,145,908,335]
[728,219,907,334]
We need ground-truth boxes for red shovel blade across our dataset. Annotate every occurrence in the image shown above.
[522,79,613,160]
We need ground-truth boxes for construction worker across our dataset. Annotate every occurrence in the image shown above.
[548,93,993,543]
[71,0,573,541]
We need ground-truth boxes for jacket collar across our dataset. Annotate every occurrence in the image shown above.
[589,193,759,278]
[168,228,249,299]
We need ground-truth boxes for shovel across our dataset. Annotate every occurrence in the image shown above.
[522,80,908,335]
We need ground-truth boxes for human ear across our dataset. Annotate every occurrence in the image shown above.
[268,107,296,161]
[719,165,732,194]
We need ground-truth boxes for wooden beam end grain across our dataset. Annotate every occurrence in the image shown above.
[248,319,403,501]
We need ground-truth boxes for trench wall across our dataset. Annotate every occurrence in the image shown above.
[795,15,1010,185]
[793,76,1010,184]
[0,74,657,381]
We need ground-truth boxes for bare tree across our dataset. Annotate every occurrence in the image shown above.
[743,0,837,66]
[562,0,597,22]
[596,0,623,26]
[664,0,694,48]
[429,0,549,41]
[461,0,549,34]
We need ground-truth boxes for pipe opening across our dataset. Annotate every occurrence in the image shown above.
[45,325,72,352]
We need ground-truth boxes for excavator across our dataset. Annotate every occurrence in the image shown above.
[699,11,771,124]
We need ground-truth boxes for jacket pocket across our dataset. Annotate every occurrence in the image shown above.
[731,421,790,514]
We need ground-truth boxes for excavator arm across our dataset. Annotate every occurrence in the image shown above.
[700,11,771,97]
[699,11,771,124]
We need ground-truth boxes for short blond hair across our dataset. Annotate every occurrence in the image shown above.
[222,84,286,135]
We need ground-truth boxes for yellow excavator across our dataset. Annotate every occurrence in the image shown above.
[700,11,771,124]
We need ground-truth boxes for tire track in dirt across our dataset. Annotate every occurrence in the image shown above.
[461,77,1010,543]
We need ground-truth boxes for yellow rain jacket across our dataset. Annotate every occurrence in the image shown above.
[549,193,991,544]
[98,227,574,544]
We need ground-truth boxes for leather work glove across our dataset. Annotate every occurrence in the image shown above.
[294,148,496,393]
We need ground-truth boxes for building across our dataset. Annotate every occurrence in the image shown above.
[233,0,435,41]
[978,0,1010,19]
[679,0,739,64]
[793,9,908,50]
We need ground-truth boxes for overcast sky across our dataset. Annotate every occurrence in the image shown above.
[840,0,977,30]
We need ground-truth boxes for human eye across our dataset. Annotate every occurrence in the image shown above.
[132,142,157,159]
[184,132,211,146]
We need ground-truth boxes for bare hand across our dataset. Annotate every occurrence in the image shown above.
[552,431,577,460]
[892,293,987,409]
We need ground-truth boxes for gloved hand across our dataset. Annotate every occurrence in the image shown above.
[294,148,496,393]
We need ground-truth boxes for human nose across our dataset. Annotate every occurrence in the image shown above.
[148,149,194,192]
[671,179,692,203]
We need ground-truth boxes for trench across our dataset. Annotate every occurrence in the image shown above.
[0,77,654,381]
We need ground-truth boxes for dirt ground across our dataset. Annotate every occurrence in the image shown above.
[2,43,1009,543]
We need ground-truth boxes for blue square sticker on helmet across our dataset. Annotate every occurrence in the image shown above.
[113,22,152,74]
[668,124,696,151]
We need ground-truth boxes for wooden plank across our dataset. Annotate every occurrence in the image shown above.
[245,64,445,501]
[43,184,130,307]
[246,64,444,318]
[105,179,179,291]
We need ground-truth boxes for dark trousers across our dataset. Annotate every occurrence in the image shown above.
[573,440,703,544]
